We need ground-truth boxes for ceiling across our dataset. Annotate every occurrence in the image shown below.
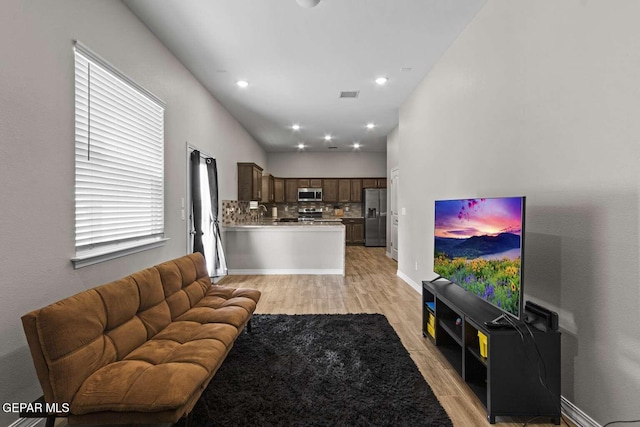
[123,0,485,152]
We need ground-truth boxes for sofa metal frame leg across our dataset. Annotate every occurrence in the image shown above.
[246,319,252,334]
[183,410,194,427]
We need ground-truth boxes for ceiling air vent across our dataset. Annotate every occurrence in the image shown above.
[339,91,359,99]
[328,146,338,149]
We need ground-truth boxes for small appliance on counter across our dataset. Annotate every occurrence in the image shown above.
[271,207,278,218]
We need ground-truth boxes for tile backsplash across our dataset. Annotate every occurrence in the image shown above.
[221,200,262,224]
[222,200,362,224]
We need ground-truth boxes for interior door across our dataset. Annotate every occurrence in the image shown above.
[390,168,399,260]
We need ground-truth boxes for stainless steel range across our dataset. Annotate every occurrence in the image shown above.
[298,208,323,221]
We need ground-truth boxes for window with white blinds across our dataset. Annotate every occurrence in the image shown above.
[73,42,166,268]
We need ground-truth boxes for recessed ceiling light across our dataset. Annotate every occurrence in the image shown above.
[366,123,375,129]
[292,124,300,131]
[375,77,388,85]
[324,135,332,141]
[353,142,361,149]
[297,143,305,149]
[236,80,249,88]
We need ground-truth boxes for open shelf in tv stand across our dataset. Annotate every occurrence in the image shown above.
[422,279,561,424]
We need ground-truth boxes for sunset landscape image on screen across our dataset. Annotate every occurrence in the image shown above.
[434,197,523,317]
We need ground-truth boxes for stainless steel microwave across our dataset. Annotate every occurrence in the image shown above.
[298,188,323,202]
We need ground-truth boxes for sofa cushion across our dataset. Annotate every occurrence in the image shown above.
[71,360,212,414]
[71,318,238,414]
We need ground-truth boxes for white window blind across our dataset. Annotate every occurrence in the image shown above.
[74,42,166,267]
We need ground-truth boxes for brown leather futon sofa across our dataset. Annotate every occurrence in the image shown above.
[21,253,260,425]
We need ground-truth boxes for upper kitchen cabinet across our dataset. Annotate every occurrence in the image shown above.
[362,178,386,189]
[298,178,322,188]
[310,179,322,188]
[338,179,351,203]
[323,179,338,203]
[350,179,362,203]
[285,179,298,203]
[238,162,263,201]
[274,178,285,203]
[261,174,275,203]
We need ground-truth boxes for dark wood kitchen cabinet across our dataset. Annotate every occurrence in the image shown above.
[350,179,362,202]
[298,178,322,188]
[238,163,263,201]
[362,178,376,189]
[362,178,386,189]
[285,179,298,203]
[261,174,274,203]
[338,179,351,203]
[274,178,285,203]
[343,218,364,245]
[323,179,338,203]
[362,178,377,189]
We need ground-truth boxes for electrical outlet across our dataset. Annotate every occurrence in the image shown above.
[181,209,185,221]
[415,261,418,271]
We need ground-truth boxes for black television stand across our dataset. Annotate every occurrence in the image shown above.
[422,279,561,424]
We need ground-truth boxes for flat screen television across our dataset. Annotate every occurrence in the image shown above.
[433,196,525,319]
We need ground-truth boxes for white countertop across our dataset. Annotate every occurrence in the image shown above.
[223,221,345,230]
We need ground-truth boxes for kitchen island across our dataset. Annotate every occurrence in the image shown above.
[222,221,345,275]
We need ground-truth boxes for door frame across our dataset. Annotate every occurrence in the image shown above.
[390,167,399,261]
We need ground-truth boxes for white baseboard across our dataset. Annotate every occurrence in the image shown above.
[396,270,421,294]
[561,396,598,427]
[8,418,45,427]
[228,268,344,275]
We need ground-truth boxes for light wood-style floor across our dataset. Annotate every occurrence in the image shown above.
[220,246,572,427]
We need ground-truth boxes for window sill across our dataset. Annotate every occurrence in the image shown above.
[72,238,170,269]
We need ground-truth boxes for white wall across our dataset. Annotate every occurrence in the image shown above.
[398,1,640,424]
[267,151,386,178]
[0,1,265,424]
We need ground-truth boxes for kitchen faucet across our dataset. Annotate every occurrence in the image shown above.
[258,204,267,217]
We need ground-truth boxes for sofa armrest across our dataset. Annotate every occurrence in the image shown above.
[21,310,55,404]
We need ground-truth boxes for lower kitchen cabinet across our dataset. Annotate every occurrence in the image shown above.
[342,218,364,245]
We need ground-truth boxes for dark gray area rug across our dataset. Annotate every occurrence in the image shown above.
[178,314,452,426]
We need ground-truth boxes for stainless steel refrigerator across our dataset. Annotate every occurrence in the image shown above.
[364,188,387,247]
